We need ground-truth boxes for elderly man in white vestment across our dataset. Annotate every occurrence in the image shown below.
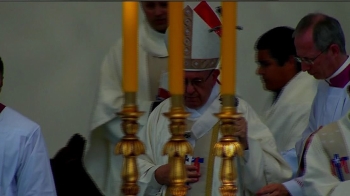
[137,2,292,196]
[302,87,350,195]
[255,27,317,176]
[257,13,350,196]
[0,58,56,195]
[83,2,170,195]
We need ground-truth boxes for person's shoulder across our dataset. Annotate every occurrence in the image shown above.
[1,106,40,135]
[235,96,252,114]
[315,79,329,91]
[109,38,123,52]
[294,72,318,91]
[321,114,350,137]
[147,99,171,127]
[235,96,250,110]
[108,35,144,56]
[153,98,171,114]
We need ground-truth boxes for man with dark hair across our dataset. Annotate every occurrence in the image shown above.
[255,26,317,176]
[257,13,350,196]
[0,57,57,195]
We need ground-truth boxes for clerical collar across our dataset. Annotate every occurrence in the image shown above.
[326,56,350,88]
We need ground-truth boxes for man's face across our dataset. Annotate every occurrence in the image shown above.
[294,29,333,79]
[256,50,293,92]
[141,1,168,33]
[184,70,219,109]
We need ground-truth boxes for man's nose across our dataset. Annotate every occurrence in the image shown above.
[185,83,196,94]
[256,67,263,75]
[154,6,164,16]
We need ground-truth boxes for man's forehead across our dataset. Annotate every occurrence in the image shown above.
[185,71,210,77]
[257,49,272,58]
[256,50,275,63]
[295,29,313,44]
[295,33,317,56]
[141,1,164,5]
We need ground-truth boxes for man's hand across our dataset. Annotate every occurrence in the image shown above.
[186,165,201,183]
[256,183,291,196]
[154,164,201,186]
[155,164,171,185]
[233,116,248,150]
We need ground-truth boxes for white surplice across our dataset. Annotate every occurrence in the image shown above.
[137,84,292,196]
[263,72,317,152]
[261,72,317,176]
[303,113,350,196]
[0,105,56,196]
[84,19,168,195]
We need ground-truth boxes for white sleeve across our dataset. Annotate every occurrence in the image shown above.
[137,101,168,195]
[238,99,292,193]
[16,127,57,196]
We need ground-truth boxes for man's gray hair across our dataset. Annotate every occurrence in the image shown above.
[293,13,346,54]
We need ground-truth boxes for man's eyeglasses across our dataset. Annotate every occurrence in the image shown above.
[294,48,328,65]
[184,70,214,88]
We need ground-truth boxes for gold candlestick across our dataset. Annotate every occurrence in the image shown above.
[163,2,192,195]
[214,95,244,196]
[215,2,241,195]
[116,2,144,195]
[115,92,145,196]
[163,95,192,196]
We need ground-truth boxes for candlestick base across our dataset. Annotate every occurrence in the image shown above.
[214,94,244,196]
[163,95,192,196]
[115,92,145,196]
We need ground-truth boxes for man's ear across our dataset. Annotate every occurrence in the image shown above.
[286,55,298,69]
[288,55,295,63]
[212,69,220,79]
[329,44,341,56]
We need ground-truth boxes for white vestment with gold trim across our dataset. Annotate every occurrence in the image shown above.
[303,114,350,195]
[137,84,292,196]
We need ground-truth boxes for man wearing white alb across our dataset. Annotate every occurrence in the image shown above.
[255,26,317,177]
[84,2,171,195]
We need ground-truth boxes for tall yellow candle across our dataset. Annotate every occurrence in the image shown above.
[122,2,138,92]
[221,2,237,95]
[168,2,184,95]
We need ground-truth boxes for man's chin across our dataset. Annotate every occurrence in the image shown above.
[151,24,167,34]
[308,71,321,79]
[312,74,323,80]
[185,102,200,109]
